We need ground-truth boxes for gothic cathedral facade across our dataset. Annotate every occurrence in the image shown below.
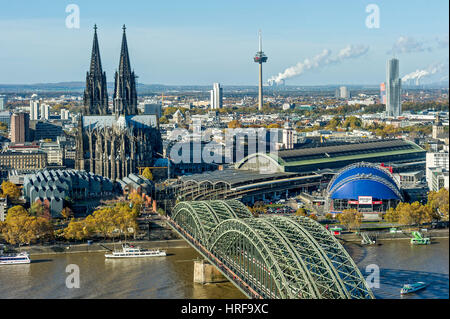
[76,25,162,181]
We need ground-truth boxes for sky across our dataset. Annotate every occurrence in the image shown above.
[0,0,448,86]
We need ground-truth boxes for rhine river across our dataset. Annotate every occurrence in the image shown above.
[0,239,448,299]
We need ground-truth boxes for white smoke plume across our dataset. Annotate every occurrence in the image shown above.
[268,45,369,84]
[402,62,447,84]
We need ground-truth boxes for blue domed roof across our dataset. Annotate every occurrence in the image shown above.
[327,163,402,201]
[329,164,397,191]
[329,179,401,200]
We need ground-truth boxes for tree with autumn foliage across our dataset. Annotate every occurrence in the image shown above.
[1,181,21,200]
[337,209,363,231]
[227,119,242,129]
[427,188,449,221]
[1,205,53,245]
[142,167,153,181]
[61,207,74,220]
[295,208,307,216]
[64,218,93,241]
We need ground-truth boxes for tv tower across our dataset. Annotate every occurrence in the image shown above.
[254,30,268,111]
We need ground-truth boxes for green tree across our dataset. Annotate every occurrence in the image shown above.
[343,116,362,130]
[29,201,44,217]
[326,117,342,130]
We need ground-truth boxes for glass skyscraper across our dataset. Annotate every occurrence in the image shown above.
[386,58,401,117]
[210,83,223,109]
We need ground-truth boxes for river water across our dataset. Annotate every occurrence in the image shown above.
[0,239,448,299]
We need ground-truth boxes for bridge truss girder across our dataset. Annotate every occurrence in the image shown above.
[172,200,374,299]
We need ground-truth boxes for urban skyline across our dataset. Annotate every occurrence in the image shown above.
[0,0,448,304]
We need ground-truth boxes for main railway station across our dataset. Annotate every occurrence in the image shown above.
[172,139,425,205]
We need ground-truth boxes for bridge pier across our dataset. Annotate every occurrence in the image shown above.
[193,259,227,284]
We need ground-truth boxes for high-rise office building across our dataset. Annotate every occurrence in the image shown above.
[60,109,69,120]
[339,86,349,99]
[10,112,30,143]
[386,58,402,117]
[40,103,50,120]
[210,83,223,109]
[30,100,40,120]
[0,95,6,110]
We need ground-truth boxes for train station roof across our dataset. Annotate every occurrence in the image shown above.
[235,139,425,172]
[178,169,299,188]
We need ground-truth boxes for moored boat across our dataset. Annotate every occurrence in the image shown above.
[0,251,31,265]
[105,244,166,258]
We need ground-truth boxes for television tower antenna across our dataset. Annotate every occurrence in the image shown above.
[254,30,268,111]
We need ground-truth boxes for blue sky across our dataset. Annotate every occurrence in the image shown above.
[0,0,448,85]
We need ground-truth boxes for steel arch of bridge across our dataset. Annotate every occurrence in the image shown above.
[172,200,374,299]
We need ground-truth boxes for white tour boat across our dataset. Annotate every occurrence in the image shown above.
[0,251,31,265]
[105,244,166,259]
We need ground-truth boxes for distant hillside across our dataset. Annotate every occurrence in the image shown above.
[0,81,446,95]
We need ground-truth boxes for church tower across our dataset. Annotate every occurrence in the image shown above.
[83,25,109,115]
[113,25,138,116]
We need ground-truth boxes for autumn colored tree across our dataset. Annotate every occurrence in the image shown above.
[326,117,342,131]
[295,208,307,216]
[61,207,74,220]
[159,116,169,124]
[337,209,363,231]
[28,201,45,217]
[90,207,116,239]
[114,203,138,241]
[2,206,52,245]
[428,188,449,221]
[64,219,89,241]
[227,120,242,129]
[343,116,362,130]
[383,207,399,223]
[383,200,441,225]
[29,217,54,243]
[142,167,153,181]
[129,193,144,215]
[1,181,21,200]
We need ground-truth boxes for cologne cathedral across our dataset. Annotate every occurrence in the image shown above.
[76,25,162,180]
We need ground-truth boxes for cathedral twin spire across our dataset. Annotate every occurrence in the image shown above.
[83,25,137,117]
